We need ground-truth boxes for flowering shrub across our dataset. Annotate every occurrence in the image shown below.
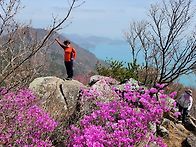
[64,82,175,147]
[0,89,58,146]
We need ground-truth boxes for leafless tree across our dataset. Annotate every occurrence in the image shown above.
[0,0,84,90]
[125,0,196,86]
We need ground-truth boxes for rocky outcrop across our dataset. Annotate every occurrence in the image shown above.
[29,75,196,146]
[29,76,85,121]
[162,120,190,147]
[185,133,196,147]
[159,114,196,147]
[184,118,196,135]
[79,75,120,116]
[91,76,119,102]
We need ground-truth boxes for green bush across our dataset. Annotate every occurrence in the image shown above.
[96,59,140,83]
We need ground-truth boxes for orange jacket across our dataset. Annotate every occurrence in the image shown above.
[64,47,77,61]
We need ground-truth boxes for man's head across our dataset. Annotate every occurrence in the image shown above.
[63,40,71,46]
[185,89,192,96]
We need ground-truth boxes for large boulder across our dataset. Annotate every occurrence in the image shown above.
[29,76,85,121]
[87,75,120,102]
[80,76,119,115]
[89,75,119,86]
[91,79,118,102]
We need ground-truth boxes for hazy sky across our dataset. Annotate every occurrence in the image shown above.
[18,0,162,39]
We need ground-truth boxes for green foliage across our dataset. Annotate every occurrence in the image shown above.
[0,80,6,87]
[96,59,140,82]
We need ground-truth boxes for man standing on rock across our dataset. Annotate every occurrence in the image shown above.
[55,38,77,80]
[176,89,193,123]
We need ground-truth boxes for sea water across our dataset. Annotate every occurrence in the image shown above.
[89,43,131,63]
[89,43,196,88]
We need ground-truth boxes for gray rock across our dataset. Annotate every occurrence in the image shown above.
[29,76,85,121]
[115,78,142,91]
[91,79,118,102]
[158,125,170,138]
[149,122,157,133]
[187,133,196,146]
[184,118,196,135]
[89,75,119,86]
[182,133,196,147]
[80,76,119,115]
[162,118,171,127]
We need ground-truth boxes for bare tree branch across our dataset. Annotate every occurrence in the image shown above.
[125,0,196,86]
[0,0,84,89]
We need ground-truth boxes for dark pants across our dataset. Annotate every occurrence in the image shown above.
[178,104,188,123]
[64,61,73,78]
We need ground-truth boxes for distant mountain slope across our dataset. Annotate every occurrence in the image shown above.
[49,36,100,77]
[19,27,102,79]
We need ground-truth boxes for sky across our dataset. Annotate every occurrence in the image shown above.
[18,0,161,39]
[18,0,196,39]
